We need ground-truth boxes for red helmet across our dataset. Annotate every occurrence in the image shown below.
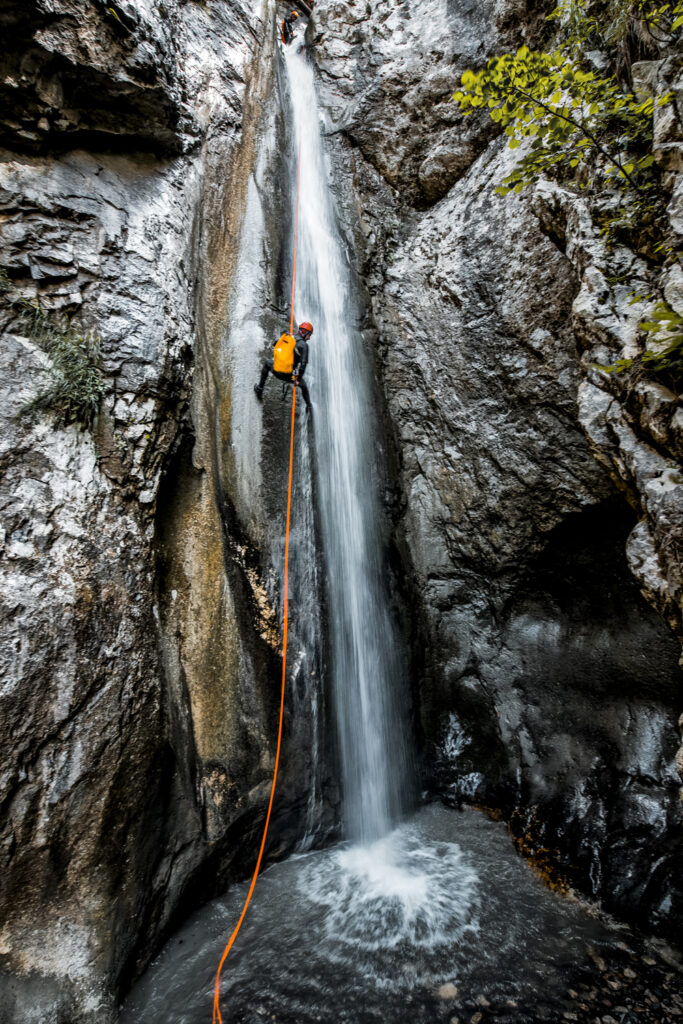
[299,321,313,337]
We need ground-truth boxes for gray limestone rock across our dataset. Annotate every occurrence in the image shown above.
[314,0,683,941]
[311,0,502,206]
[0,2,329,1021]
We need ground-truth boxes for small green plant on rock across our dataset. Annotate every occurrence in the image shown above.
[594,300,683,386]
[15,298,107,429]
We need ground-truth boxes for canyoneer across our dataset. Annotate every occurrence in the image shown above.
[281,9,300,44]
[254,321,313,412]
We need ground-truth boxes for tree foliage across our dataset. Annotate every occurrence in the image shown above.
[595,300,683,383]
[550,0,683,65]
[453,48,665,197]
[640,301,683,378]
[452,0,680,242]
[452,1,683,387]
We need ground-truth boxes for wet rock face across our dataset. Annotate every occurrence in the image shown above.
[312,0,494,205]
[0,1,327,1021]
[0,388,165,1023]
[527,53,683,818]
[314,0,683,938]
[0,148,200,1024]
[531,165,683,646]
[430,501,682,931]
[0,0,243,154]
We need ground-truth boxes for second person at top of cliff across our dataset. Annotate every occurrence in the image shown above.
[254,321,313,412]
[281,10,300,44]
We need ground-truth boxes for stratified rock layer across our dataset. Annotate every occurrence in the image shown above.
[0,2,328,1021]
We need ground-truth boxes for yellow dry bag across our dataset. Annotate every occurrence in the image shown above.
[273,332,296,374]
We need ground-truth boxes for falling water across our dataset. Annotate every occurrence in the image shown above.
[219,67,325,844]
[284,40,408,843]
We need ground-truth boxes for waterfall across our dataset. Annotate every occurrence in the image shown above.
[119,19,682,1024]
[122,29,648,1024]
[221,71,325,846]
[284,41,409,844]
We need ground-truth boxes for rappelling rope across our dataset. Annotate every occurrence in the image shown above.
[211,121,302,1024]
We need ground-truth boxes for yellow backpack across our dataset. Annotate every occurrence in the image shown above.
[273,332,296,374]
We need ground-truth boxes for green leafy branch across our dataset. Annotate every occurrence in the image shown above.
[453,47,668,197]
[593,300,683,383]
[634,0,683,35]
[450,1,682,390]
[550,0,683,56]
[639,300,683,372]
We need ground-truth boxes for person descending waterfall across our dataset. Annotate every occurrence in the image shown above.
[254,321,313,411]
[281,9,300,44]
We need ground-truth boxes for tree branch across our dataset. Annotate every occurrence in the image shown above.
[508,81,643,190]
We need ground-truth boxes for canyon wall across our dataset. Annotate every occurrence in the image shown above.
[312,0,683,937]
[0,1,681,1020]
[0,2,329,1020]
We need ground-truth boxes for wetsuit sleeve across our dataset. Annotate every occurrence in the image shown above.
[295,341,309,377]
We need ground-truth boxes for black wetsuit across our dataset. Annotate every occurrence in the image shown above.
[257,337,311,409]
[282,14,297,43]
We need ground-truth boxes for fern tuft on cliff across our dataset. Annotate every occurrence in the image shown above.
[13,297,107,430]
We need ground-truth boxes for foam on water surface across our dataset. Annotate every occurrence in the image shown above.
[305,822,479,961]
[122,805,626,1024]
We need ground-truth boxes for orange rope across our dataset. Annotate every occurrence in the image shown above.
[212,134,302,1024]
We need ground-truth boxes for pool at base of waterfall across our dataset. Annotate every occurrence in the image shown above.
[121,804,682,1024]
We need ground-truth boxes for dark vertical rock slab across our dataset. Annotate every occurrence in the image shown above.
[427,500,682,935]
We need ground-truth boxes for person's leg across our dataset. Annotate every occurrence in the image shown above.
[297,378,312,411]
[255,360,272,398]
